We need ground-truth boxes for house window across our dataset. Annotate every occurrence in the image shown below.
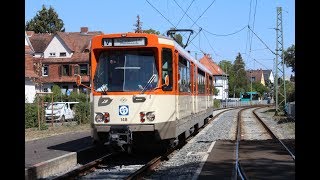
[79,64,88,75]
[61,65,71,76]
[42,65,49,76]
[49,52,56,57]
[74,65,79,75]
[251,77,256,82]
[60,52,66,57]
[43,88,48,92]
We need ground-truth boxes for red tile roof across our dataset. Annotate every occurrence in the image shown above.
[29,33,53,53]
[246,69,265,84]
[199,54,225,75]
[56,31,102,52]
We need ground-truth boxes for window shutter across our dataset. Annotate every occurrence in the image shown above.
[59,65,62,77]
[68,65,71,76]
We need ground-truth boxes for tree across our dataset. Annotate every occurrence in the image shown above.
[134,15,143,33]
[26,5,65,33]
[251,82,269,98]
[218,60,233,74]
[283,44,295,73]
[231,53,248,97]
[174,34,184,47]
[144,28,160,35]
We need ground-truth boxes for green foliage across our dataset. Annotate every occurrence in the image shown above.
[285,80,295,102]
[68,91,87,102]
[283,44,295,73]
[25,5,65,33]
[174,34,184,47]
[251,82,270,97]
[214,87,219,96]
[42,84,64,102]
[74,101,90,124]
[218,60,233,73]
[143,28,160,35]
[214,99,221,108]
[25,103,38,128]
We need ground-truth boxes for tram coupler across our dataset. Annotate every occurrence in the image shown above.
[105,125,132,152]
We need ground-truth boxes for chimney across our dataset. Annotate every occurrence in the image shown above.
[80,27,88,34]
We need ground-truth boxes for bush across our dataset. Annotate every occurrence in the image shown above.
[214,99,221,108]
[25,103,38,128]
[25,102,48,129]
[74,101,91,124]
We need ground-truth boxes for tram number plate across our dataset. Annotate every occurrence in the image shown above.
[121,118,127,121]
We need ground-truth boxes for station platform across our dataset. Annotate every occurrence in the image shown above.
[198,139,295,179]
[25,131,93,179]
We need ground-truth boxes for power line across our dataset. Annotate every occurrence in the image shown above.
[249,0,258,53]
[174,0,196,27]
[248,26,276,55]
[146,0,199,49]
[189,0,216,29]
[202,30,220,58]
[253,58,272,70]
[245,0,253,55]
[203,26,247,37]
[145,0,176,27]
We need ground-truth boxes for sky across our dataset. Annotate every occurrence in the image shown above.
[25,0,295,78]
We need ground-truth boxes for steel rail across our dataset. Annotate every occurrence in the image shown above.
[252,107,295,160]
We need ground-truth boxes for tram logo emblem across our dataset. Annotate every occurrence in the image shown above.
[119,105,129,116]
[120,97,127,103]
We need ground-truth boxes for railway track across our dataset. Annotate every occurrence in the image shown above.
[235,106,295,179]
[48,105,294,180]
[51,108,234,179]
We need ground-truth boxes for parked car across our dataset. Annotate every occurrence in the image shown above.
[45,102,79,122]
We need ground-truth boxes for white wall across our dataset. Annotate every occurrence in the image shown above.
[269,71,274,83]
[213,75,228,100]
[25,78,36,103]
[44,36,73,58]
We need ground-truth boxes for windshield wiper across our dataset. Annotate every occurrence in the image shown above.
[94,72,108,94]
[140,74,157,94]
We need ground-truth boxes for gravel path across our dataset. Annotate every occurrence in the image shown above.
[254,107,295,139]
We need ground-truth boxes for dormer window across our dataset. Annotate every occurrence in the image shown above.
[60,52,66,57]
[49,52,56,57]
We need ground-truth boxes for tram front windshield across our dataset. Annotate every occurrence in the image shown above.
[94,50,158,92]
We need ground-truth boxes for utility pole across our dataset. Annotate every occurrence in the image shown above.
[274,7,287,115]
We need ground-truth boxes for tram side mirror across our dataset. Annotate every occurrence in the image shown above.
[75,74,91,90]
[76,74,82,86]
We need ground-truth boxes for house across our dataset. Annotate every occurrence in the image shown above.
[199,54,228,100]
[25,31,38,103]
[29,27,103,94]
[246,68,274,87]
[262,69,274,86]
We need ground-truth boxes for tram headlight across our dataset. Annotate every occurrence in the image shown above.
[95,113,104,123]
[146,112,155,121]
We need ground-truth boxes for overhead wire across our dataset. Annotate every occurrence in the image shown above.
[174,0,196,27]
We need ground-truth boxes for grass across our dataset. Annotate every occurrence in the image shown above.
[25,123,90,142]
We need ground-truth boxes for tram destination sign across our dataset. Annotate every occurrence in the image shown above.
[102,37,147,47]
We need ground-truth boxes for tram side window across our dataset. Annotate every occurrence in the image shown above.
[162,48,173,91]
[198,69,205,94]
[178,55,190,93]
